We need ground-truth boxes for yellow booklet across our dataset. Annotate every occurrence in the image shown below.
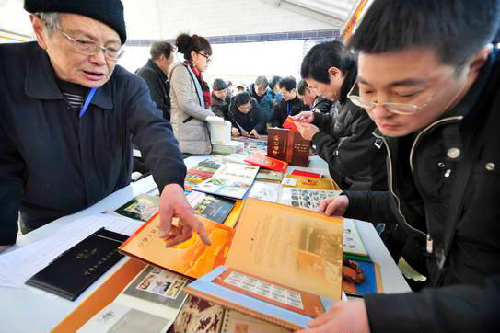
[282,175,341,190]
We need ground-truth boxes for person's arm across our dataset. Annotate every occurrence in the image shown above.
[271,101,283,127]
[364,275,500,333]
[126,74,186,192]
[311,110,332,133]
[169,65,214,121]
[137,68,168,117]
[251,101,266,134]
[126,74,210,246]
[0,121,24,247]
[311,108,382,182]
[343,190,399,225]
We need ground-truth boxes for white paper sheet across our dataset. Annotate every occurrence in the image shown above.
[0,213,142,290]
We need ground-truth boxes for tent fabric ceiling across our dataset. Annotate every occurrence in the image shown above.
[261,0,359,26]
[0,0,359,40]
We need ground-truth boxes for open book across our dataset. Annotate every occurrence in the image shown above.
[120,199,343,308]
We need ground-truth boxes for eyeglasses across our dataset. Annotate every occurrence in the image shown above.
[196,52,212,63]
[347,81,437,115]
[56,26,124,61]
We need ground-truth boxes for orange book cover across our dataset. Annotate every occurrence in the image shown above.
[244,153,288,173]
[183,199,344,330]
[120,213,235,279]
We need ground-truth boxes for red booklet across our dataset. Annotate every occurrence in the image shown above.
[291,169,322,178]
[244,154,288,173]
[282,116,299,132]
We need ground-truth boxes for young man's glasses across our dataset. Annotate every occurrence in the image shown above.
[347,82,437,115]
[196,52,212,63]
[55,26,124,61]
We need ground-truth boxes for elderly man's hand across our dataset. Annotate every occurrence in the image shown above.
[293,111,315,123]
[231,127,240,137]
[297,300,370,333]
[296,122,320,141]
[158,184,211,247]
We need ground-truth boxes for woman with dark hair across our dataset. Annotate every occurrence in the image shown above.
[227,92,265,139]
[169,33,215,155]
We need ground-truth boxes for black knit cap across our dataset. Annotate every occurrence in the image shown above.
[24,0,127,43]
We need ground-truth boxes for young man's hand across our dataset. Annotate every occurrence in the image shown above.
[157,184,211,247]
[296,122,320,141]
[319,195,349,216]
[293,111,315,123]
[297,300,370,333]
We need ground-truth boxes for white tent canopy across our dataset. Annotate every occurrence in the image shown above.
[0,0,361,84]
[0,0,358,40]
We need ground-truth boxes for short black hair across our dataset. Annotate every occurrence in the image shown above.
[150,41,173,61]
[235,92,251,107]
[176,33,212,62]
[347,0,500,66]
[296,79,309,96]
[278,76,297,92]
[269,75,282,89]
[300,40,355,84]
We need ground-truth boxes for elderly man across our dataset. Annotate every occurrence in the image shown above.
[247,75,274,123]
[0,0,210,251]
[136,40,175,121]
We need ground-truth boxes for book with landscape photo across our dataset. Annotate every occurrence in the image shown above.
[193,163,260,199]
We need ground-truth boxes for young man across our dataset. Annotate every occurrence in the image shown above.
[227,92,265,139]
[297,79,332,114]
[302,1,500,332]
[295,41,388,192]
[0,0,210,252]
[136,40,174,121]
[272,76,308,127]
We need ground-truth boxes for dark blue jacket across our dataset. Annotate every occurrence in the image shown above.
[0,42,186,245]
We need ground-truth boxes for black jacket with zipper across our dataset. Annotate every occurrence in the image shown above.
[311,66,387,191]
[136,59,171,121]
[344,50,500,333]
[0,42,186,245]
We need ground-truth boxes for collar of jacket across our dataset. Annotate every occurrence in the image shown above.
[147,58,168,81]
[25,43,113,109]
[338,65,357,105]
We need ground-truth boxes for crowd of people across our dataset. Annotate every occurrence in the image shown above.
[1,0,499,332]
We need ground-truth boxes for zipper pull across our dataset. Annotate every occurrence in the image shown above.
[444,169,452,178]
[426,234,433,254]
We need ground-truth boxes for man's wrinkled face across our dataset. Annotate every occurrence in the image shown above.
[33,13,121,87]
[357,48,468,137]
[254,84,267,97]
[213,89,227,100]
